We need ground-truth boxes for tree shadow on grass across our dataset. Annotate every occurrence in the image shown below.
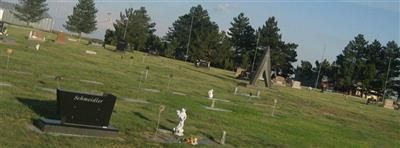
[133,111,151,122]
[16,97,59,120]
[183,67,236,83]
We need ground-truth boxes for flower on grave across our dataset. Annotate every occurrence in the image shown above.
[183,136,198,145]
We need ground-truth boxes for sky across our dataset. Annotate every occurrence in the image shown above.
[4,0,399,66]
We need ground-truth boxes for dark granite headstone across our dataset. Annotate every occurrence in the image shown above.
[57,89,116,127]
[33,89,119,137]
[116,40,127,51]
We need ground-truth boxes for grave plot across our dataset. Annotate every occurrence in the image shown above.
[79,79,104,85]
[137,66,162,93]
[203,89,232,112]
[148,106,221,146]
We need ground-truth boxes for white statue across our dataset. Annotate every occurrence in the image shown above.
[173,108,187,136]
[208,89,214,99]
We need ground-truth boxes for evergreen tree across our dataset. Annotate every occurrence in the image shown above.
[383,41,400,97]
[258,17,298,77]
[228,13,256,69]
[111,7,155,51]
[164,39,179,58]
[211,31,234,70]
[335,34,368,94]
[166,5,220,62]
[64,0,98,42]
[14,0,49,26]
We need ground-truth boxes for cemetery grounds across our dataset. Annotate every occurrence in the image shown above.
[0,26,399,147]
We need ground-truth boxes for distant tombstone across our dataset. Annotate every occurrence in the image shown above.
[271,99,277,117]
[234,87,238,95]
[291,81,301,89]
[55,32,66,44]
[33,89,118,137]
[85,50,97,55]
[28,31,45,41]
[383,99,395,110]
[195,59,211,69]
[249,46,272,87]
[273,76,286,86]
[5,48,13,70]
[116,39,127,51]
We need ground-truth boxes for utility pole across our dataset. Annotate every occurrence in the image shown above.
[184,14,194,62]
[382,57,392,100]
[314,45,326,89]
[123,18,129,39]
[251,31,260,73]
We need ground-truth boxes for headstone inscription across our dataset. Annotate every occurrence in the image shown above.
[249,46,272,88]
[34,89,119,137]
[57,89,116,127]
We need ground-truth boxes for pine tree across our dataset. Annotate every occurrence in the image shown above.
[112,7,155,51]
[335,34,368,94]
[166,5,220,62]
[258,17,298,78]
[383,41,400,97]
[228,13,256,69]
[14,0,49,26]
[64,0,98,42]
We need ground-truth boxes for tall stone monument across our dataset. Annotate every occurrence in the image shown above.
[249,46,272,88]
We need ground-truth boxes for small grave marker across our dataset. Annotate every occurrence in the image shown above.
[271,99,278,117]
[154,105,165,137]
[138,71,144,89]
[221,131,226,145]
[234,87,238,95]
[129,56,134,67]
[145,66,150,80]
[85,50,97,55]
[5,48,13,70]
[55,32,66,44]
[167,74,173,91]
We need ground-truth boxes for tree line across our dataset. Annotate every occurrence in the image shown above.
[104,5,299,78]
[295,34,400,99]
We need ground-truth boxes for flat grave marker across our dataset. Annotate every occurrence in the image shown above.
[172,91,187,96]
[80,80,104,85]
[120,97,150,104]
[0,82,13,87]
[143,88,161,93]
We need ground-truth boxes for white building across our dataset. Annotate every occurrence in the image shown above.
[0,1,53,31]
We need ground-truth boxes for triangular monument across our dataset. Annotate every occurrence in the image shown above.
[249,46,272,88]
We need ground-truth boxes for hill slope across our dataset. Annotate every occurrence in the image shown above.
[0,26,399,147]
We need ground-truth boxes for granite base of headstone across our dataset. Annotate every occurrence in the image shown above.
[33,89,119,138]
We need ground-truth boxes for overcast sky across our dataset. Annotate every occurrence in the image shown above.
[4,0,399,66]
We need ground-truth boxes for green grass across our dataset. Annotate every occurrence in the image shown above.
[0,25,399,147]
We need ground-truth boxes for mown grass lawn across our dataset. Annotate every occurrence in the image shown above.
[0,25,399,147]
